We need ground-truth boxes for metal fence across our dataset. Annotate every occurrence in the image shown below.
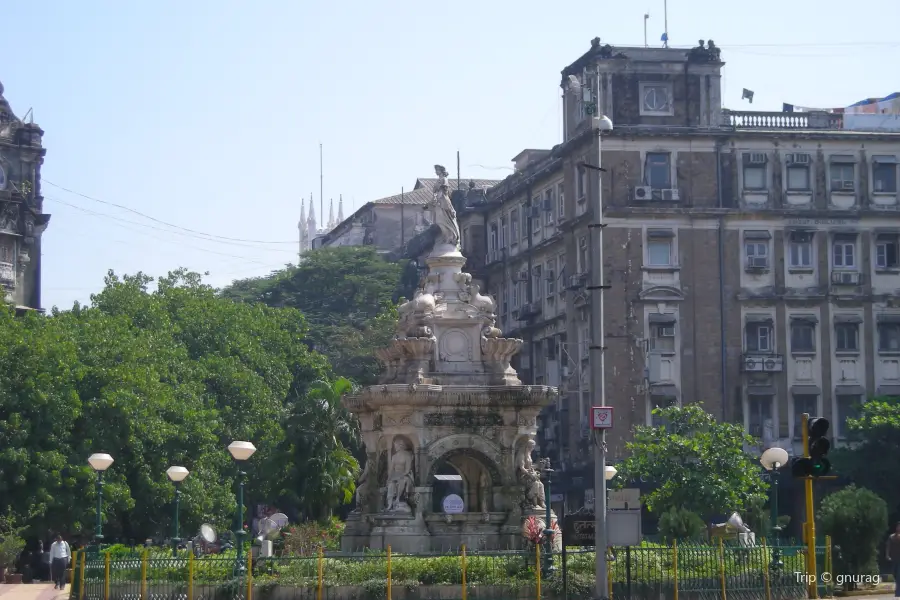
[68,538,832,600]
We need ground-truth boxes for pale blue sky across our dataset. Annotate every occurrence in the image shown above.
[1,0,897,310]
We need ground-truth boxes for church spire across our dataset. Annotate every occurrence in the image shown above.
[328,198,335,229]
[337,195,344,222]
[299,197,306,233]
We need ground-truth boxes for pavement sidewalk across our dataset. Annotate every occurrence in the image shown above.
[0,584,69,600]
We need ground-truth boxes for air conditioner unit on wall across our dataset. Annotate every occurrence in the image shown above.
[662,188,680,201]
[634,186,653,200]
[746,256,769,269]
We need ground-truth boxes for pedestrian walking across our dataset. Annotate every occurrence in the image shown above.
[886,522,900,599]
[49,534,71,590]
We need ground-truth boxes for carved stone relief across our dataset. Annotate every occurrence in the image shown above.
[424,413,503,428]
[439,329,471,362]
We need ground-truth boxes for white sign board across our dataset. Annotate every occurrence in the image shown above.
[608,488,641,510]
[608,510,642,546]
[442,494,464,514]
[591,406,614,429]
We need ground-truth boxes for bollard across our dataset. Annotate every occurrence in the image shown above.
[535,544,541,600]
[317,546,324,600]
[673,540,679,600]
[140,550,148,600]
[78,552,86,600]
[104,552,110,600]
[70,550,77,588]
[718,537,727,600]
[386,546,392,600]
[762,538,771,600]
[461,545,467,600]
[247,548,253,600]
[188,550,194,600]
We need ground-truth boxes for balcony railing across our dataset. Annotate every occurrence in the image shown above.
[724,110,843,131]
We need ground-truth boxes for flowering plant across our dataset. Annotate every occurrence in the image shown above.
[521,516,561,546]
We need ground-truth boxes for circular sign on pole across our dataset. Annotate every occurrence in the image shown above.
[442,494,465,514]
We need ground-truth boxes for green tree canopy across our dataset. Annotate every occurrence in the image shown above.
[0,269,358,542]
[222,246,402,385]
[615,405,768,519]
[831,396,900,519]
[818,485,887,586]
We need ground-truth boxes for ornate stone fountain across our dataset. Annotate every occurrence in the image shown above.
[341,165,557,552]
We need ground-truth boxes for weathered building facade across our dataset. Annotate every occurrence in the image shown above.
[0,81,49,311]
[456,38,900,511]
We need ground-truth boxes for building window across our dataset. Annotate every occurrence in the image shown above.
[747,396,772,439]
[639,82,674,116]
[788,231,813,269]
[790,320,816,353]
[558,253,566,286]
[510,209,519,241]
[544,189,555,225]
[578,236,588,273]
[511,282,519,309]
[500,216,509,249]
[873,158,898,193]
[500,283,508,317]
[742,154,768,190]
[832,236,856,269]
[532,265,543,301]
[546,259,556,296]
[793,395,818,439]
[577,165,587,199]
[557,183,565,218]
[644,153,672,188]
[830,162,855,192]
[650,322,676,353]
[836,395,861,438]
[521,205,528,240]
[745,322,772,353]
[834,323,859,353]
[878,321,900,353]
[745,241,769,270]
[875,234,899,270]
[488,223,498,258]
[786,154,812,191]
[647,238,672,266]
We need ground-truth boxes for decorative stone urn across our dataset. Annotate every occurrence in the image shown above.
[341,169,557,552]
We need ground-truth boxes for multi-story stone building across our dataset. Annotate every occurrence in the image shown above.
[454,38,900,512]
[0,81,49,311]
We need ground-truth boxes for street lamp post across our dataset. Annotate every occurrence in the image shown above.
[228,441,257,574]
[88,453,115,549]
[760,447,789,569]
[541,459,555,577]
[166,466,190,557]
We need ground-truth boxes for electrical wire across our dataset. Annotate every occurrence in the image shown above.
[46,197,290,266]
[43,179,300,245]
[44,196,296,255]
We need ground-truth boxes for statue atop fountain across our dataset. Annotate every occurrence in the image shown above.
[340,159,558,552]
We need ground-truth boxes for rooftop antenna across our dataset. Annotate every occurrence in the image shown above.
[662,0,669,47]
[644,13,650,47]
[319,143,324,231]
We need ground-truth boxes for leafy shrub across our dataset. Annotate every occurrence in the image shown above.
[818,485,888,588]
[281,519,344,555]
[658,507,706,541]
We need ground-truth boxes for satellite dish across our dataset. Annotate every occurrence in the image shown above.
[269,513,289,528]
[256,518,279,542]
[200,524,217,543]
[727,512,750,533]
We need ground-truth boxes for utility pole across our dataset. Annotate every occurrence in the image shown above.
[585,68,613,599]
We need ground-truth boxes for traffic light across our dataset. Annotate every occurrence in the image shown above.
[791,416,831,477]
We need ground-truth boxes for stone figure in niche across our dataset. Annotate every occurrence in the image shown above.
[0,203,17,231]
[354,460,371,512]
[478,470,490,513]
[427,165,460,249]
[385,438,415,513]
[515,439,545,510]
